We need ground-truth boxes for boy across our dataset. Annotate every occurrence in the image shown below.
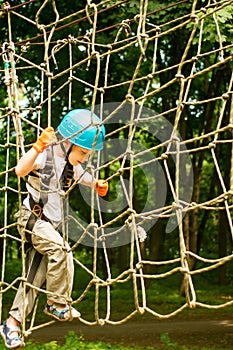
[0,109,108,349]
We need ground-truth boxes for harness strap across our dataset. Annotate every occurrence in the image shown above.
[57,134,74,191]
[28,195,52,222]
[25,249,43,293]
[60,159,74,191]
[23,142,74,293]
[25,198,51,293]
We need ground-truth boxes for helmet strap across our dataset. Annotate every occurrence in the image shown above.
[56,130,72,161]
[56,131,74,190]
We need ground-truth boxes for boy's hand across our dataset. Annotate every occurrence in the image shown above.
[95,180,108,197]
[33,127,56,153]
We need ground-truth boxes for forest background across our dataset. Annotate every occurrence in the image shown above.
[0,0,232,325]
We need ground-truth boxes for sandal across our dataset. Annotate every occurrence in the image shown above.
[43,303,81,322]
[0,320,24,349]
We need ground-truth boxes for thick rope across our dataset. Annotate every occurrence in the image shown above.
[0,0,232,339]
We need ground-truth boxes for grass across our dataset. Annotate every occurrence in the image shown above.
[0,331,226,350]
[25,334,153,350]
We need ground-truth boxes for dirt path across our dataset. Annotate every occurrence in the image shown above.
[31,316,233,349]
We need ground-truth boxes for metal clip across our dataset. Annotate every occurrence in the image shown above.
[32,203,43,218]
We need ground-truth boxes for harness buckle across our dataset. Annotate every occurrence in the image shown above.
[66,177,73,188]
[32,203,43,218]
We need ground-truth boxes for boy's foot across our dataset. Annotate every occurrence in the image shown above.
[0,320,24,349]
[44,302,81,322]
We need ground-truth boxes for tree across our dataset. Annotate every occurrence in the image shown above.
[0,0,232,289]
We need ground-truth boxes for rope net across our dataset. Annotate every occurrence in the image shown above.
[0,0,233,338]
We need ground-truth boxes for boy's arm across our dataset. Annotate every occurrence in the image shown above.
[76,167,108,197]
[15,147,41,177]
[15,127,55,178]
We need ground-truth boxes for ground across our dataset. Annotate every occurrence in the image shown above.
[31,312,233,349]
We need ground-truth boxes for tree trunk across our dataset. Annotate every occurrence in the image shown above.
[147,220,166,275]
[218,211,228,285]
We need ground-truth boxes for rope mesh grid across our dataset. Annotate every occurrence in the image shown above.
[0,0,232,338]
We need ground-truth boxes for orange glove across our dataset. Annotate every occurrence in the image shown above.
[95,179,108,197]
[33,127,56,153]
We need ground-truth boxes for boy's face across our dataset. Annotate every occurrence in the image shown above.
[68,145,91,166]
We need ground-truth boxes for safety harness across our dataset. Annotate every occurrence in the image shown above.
[27,144,74,223]
[25,144,74,291]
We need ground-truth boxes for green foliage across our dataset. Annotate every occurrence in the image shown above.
[0,0,232,326]
[0,330,227,349]
[159,332,216,350]
[21,332,153,350]
[185,4,233,48]
[160,332,184,349]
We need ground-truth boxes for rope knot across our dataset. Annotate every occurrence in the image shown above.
[118,167,124,175]
[98,319,105,326]
[1,2,10,11]
[192,56,199,62]
[208,142,216,149]
[21,42,30,53]
[189,300,196,309]
[190,14,199,22]
[161,153,168,160]
[147,73,154,80]
[91,50,99,58]
[138,307,145,315]
[127,208,136,216]
[136,262,143,269]
[172,136,180,143]
[222,93,229,100]
[121,19,131,36]
[125,94,134,102]
[37,24,45,32]
[175,73,185,81]
[173,201,183,210]
[200,7,207,14]
[134,14,140,23]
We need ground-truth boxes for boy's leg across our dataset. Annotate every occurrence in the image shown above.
[0,318,24,349]
[9,247,47,323]
[31,219,80,320]
[17,206,74,305]
[1,248,46,349]
[31,219,74,304]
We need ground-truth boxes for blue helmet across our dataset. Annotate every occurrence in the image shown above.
[57,109,105,151]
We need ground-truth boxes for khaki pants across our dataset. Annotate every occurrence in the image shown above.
[10,206,74,323]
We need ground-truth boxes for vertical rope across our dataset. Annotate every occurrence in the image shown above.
[35,0,59,126]
[230,78,233,190]
[0,0,232,334]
